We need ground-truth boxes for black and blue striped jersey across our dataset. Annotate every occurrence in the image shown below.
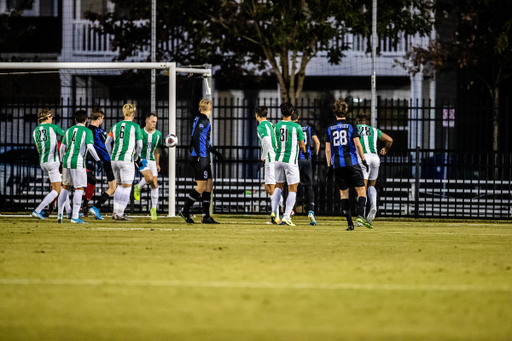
[325,119,360,168]
[190,114,211,157]
[298,122,317,160]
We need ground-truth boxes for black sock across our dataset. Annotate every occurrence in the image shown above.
[357,196,366,217]
[94,192,110,209]
[306,186,315,213]
[341,199,353,226]
[202,192,211,217]
[184,189,201,214]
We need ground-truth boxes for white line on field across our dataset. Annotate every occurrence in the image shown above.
[0,278,510,293]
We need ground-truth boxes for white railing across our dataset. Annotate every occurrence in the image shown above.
[73,19,117,56]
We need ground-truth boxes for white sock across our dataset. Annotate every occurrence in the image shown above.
[119,186,131,215]
[58,188,69,215]
[368,186,377,210]
[72,189,83,220]
[139,178,146,188]
[279,195,284,208]
[151,188,159,209]
[284,191,297,219]
[64,194,71,214]
[271,187,282,216]
[113,186,122,215]
[36,190,58,213]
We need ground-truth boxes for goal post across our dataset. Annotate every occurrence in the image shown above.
[0,62,212,218]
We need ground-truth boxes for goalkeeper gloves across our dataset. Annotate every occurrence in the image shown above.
[210,146,224,161]
[361,159,369,172]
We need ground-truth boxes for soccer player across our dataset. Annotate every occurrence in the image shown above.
[87,108,117,220]
[105,103,144,220]
[270,103,307,226]
[31,108,64,219]
[325,99,371,230]
[179,98,223,224]
[57,110,101,224]
[255,105,277,220]
[291,109,320,226]
[134,113,162,220]
[356,113,393,223]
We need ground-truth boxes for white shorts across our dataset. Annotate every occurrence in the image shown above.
[358,153,381,181]
[264,160,276,185]
[275,161,300,185]
[141,160,158,177]
[111,160,135,184]
[62,168,87,188]
[41,162,61,183]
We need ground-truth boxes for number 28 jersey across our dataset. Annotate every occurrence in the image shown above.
[325,120,360,169]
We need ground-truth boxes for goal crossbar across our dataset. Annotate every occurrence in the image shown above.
[0,62,213,218]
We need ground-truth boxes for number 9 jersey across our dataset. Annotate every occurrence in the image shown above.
[325,120,360,168]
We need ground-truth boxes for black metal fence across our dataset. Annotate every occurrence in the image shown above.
[1,96,511,219]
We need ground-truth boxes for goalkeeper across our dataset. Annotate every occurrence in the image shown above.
[87,108,117,220]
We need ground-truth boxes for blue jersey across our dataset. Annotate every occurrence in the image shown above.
[88,125,110,162]
[325,120,360,168]
[298,122,316,160]
[190,114,211,157]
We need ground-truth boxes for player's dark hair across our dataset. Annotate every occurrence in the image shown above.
[291,108,299,121]
[254,106,268,118]
[91,107,104,121]
[146,112,158,119]
[74,110,88,124]
[280,102,294,117]
[333,99,349,118]
[356,113,369,125]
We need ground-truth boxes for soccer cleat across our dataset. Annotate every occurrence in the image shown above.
[279,217,296,226]
[367,207,377,223]
[202,216,220,224]
[134,184,141,201]
[71,217,88,224]
[355,221,363,227]
[32,210,47,220]
[346,225,354,231]
[57,214,63,223]
[89,206,104,220]
[357,215,373,229]
[114,214,132,221]
[150,207,157,220]
[179,210,195,224]
[308,211,316,226]
[268,212,280,225]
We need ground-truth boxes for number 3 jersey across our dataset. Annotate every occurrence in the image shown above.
[32,123,64,164]
[325,120,360,168]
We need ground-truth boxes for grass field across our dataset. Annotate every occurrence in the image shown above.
[0,214,511,340]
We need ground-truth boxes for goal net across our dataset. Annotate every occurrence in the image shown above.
[0,62,212,217]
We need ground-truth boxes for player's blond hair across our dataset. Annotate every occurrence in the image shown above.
[122,103,136,117]
[199,99,212,113]
[38,108,53,123]
[333,99,349,118]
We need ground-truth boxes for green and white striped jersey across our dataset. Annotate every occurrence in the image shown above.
[109,120,143,162]
[61,124,94,169]
[274,120,304,164]
[256,120,277,162]
[357,124,383,154]
[140,128,162,161]
[32,123,64,164]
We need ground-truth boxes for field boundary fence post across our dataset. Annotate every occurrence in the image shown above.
[415,146,420,219]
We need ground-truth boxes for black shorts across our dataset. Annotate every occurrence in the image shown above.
[103,161,115,182]
[193,157,212,181]
[334,165,364,191]
[299,159,313,186]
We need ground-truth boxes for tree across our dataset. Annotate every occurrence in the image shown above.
[399,0,512,156]
[86,0,435,103]
[0,0,35,54]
